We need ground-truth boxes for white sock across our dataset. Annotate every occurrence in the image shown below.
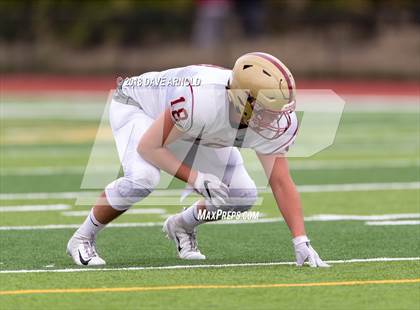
[75,209,105,239]
[180,201,204,229]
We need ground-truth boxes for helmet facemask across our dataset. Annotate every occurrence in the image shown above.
[247,97,295,140]
[227,88,295,140]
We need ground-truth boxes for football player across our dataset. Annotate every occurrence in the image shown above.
[67,52,329,267]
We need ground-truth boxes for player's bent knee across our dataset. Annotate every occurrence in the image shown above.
[227,187,258,212]
[205,187,258,214]
[105,174,159,211]
[133,166,161,190]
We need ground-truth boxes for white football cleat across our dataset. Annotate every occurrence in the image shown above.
[66,235,106,266]
[163,215,206,260]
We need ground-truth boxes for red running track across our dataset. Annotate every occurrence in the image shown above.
[1,74,419,96]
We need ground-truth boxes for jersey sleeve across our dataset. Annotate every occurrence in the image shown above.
[166,85,205,137]
[253,112,299,155]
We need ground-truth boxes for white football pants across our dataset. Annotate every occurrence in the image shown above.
[105,99,257,211]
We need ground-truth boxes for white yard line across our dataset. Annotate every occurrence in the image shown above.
[341,95,420,111]
[1,97,418,122]
[0,223,159,231]
[0,101,106,120]
[1,213,418,231]
[0,192,95,200]
[366,220,420,226]
[62,208,167,217]
[0,167,85,176]
[1,159,419,175]
[306,214,420,221]
[0,257,418,274]
[253,159,420,171]
[0,204,71,212]
[0,182,419,200]
[297,182,420,193]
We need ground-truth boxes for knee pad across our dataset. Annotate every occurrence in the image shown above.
[205,187,258,214]
[226,187,258,212]
[105,175,158,211]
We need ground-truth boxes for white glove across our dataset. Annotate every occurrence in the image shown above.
[293,236,330,268]
[194,171,229,207]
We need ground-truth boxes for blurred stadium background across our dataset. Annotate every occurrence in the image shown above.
[1,0,419,78]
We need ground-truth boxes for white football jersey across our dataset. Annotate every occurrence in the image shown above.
[121,65,298,155]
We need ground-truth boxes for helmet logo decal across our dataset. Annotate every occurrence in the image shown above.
[262,69,271,77]
[249,52,295,101]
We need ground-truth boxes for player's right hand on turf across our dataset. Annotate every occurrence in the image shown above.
[293,236,330,268]
[194,171,229,207]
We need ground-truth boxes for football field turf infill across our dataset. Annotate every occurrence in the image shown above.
[1,96,419,309]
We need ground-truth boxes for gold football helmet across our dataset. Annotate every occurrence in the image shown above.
[227,52,296,140]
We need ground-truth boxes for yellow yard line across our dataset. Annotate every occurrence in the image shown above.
[1,279,419,296]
